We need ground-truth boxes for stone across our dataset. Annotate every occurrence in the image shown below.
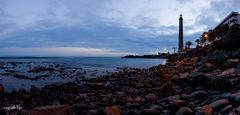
[145,93,158,101]
[21,105,71,115]
[237,64,240,77]
[217,68,237,77]
[189,72,208,86]
[232,49,240,58]
[160,81,176,95]
[230,91,240,106]
[149,105,162,111]
[132,96,142,103]
[188,91,208,100]
[104,105,121,115]
[224,59,239,68]
[209,99,229,110]
[210,50,228,65]
[142,109,161,115]
[176,107,193,115]
[205,76,233,91]
[179,72,189,79]
[170,100,187,111]
[220,105,233,113]
[88,109,99,114]
[198,62,215,72]
[196,105,213,115]
[234,106,240,114]
[115,95,129,105]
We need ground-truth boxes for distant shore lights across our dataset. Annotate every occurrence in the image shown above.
[163,48,168,54]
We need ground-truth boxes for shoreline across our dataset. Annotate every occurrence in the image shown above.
[0,39,239,115]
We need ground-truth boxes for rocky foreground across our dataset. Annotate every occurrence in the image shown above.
[0,30,240,115]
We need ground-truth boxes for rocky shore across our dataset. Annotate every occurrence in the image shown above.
[0,27,240,115]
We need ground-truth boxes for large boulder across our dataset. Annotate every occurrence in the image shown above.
[205,77,233,91]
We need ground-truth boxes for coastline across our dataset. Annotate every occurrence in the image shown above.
[0,44,239,114]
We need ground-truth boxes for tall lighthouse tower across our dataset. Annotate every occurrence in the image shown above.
[178,14,183,52]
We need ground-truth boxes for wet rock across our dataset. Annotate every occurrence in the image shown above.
[209,99,229,110]
[160,81,176,95]
[142,109,161,115]
[196,105,213,115]
[104,105,121,115]
[176,107,193,115]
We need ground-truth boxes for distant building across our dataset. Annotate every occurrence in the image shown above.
[178,14,184,51]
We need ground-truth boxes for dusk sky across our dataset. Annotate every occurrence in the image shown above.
[0,0,239,56]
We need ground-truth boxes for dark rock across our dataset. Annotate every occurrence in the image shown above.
[176,107,193,115]
[237,64,240,77]
[170,100,187,112]
[220,105,233,113]
[189,72,208,86]
[141,109,161,115]
[205,77,233,91]
[160,81,176,95]
[230,91,240,106]
[224,59,239,68]
[217,68,237,77]
[115,95,129,106]
[188,90,208,100]
[209,99,229,110]
[145,93,158,101]
[198,62,215,72]
[209,50,228,66]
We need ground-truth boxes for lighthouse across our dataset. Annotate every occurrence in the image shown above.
[178,14,183,51]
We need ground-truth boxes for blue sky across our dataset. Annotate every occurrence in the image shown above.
[0,0,239,56]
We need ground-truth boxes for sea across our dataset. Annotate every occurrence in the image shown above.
[0,57,166,91]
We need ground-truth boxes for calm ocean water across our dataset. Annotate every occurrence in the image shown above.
[0,57,166,70]
[0,57,166,90]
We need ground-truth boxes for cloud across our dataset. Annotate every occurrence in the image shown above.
[0,0,239,56]
[0,47,134,57]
